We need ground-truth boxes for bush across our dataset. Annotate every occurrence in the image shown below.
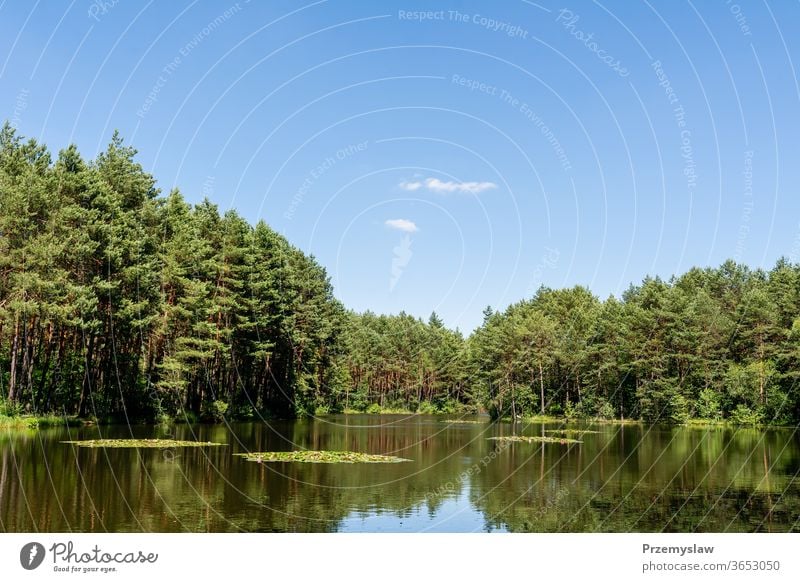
[564,401,581,420]
[695,388,722,421]
[0,399,23,417]
[416,401,437,414]
[365,403,382,414]
[155,412,173,425]
[175,409,200,424]
[207,400,228,422]
[569,395,614,419]
[637,378,689,423]
[730,405,763,426]
[596,399,615,420]
[763,385,791,424]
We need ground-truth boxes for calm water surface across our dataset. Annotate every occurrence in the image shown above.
[1,415,798,532]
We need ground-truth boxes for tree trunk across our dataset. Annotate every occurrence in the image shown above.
[78,333,96,417]
[538,360,545,415]
[8,315,20,401]
[36,323,55,409]
[758,337,765,405]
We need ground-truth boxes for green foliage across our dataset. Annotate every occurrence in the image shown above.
[729,405,764,426]
[0,415,39,429]
[468,259,800,426]
[202,400,229,423]
[596,399,616,420]
[338,310,471,415]
[695,388,722,420]
[0,126,347,422]
[416,401,438,414]
[2,125,799,427]
[564,401,581,420]
[0,413,82,429]
[0,398,23,417]
[174,410,200,424]
[637,379,690,424]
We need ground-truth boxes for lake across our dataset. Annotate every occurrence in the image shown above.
[1,415,798,532]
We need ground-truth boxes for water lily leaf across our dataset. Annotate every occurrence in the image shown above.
[62,439,225,448]
[235,451,411,463]
[487,436,582,444]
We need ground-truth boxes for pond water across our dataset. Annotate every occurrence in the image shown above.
[1,415,798,532]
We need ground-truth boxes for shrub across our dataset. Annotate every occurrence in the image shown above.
[175,409,200,424]
[695,388,722,421]
[416,401,437,414]
[156,412,173,425]
[596,399,615,420]
[564,401,580,420]
[0,399,23,417]
[637,378,689,423]
[730,405,763,426]
[208,400,228,422]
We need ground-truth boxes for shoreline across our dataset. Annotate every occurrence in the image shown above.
[2,412,794,430]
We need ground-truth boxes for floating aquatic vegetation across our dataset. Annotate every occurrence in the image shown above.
[487,436,582,445]
[61,439,226,448]
[235,451,411,463]
[544,429,600,435]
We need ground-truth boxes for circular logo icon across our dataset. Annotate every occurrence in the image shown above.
[20,542,46,570]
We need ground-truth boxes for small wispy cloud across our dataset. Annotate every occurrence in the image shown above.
[399,177,497,194]
[398,180,423,191]
[385,218,419,233]
[390,235,412,292]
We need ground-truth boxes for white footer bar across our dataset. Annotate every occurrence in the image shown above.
[1,533,796,581]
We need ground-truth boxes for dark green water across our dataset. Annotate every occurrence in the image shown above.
[1,415,798,532]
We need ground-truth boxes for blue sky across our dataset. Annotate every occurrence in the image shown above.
[2,1,799,331]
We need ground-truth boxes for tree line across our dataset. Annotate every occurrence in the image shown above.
[0,125,345,421]
[1,124,798,424]
[469,268,800,424]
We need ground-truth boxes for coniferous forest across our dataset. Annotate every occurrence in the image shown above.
[2,124,799,425]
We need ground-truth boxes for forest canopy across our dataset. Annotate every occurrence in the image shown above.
[1,123,799,425]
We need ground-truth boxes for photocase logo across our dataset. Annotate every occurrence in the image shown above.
[20,542,46,570]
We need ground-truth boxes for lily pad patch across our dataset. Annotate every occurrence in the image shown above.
[544,429,600,436]
[487,436,582,445]
[235,451,411,463]
[61,439,226,448]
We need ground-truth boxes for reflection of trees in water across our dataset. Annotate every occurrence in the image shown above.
[468,425,800,532]
[1,418,486,532]
[233,417,489,532]
[1,421,799,532]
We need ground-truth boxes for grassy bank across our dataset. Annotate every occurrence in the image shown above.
[0,414,85,429]
[1,411,787,429]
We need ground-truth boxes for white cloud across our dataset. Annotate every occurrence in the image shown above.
[399,181,423,191]
[398,177,497,194]
[385,218,419,233]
